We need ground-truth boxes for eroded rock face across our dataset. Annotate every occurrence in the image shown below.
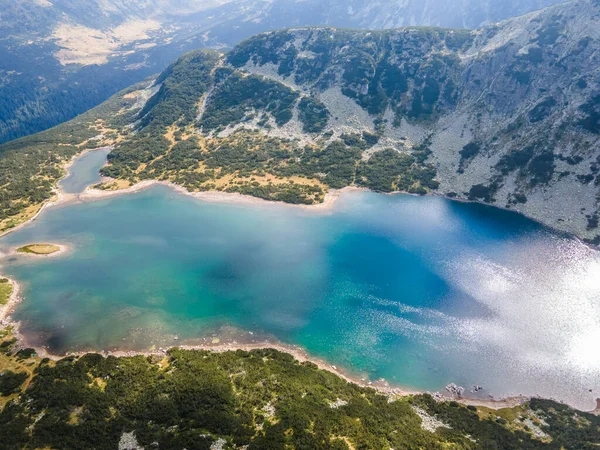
[118,431,143,450]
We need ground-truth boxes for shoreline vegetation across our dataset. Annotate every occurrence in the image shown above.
[2,329,599,450]
[0,278,14,308]
[81,178,353,211]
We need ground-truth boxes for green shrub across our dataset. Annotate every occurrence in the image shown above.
[0,370,27,396]
[298,97,330,133]
[200,72,298,130]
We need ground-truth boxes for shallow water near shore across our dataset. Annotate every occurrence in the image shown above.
[1,177,600,409]
[59,147,111,194]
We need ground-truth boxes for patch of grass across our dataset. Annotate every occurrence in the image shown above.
[0,278,12,306]
[0,330,39,409]
[16,244,61,255]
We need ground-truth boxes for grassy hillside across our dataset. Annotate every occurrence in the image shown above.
[96,48,440,204]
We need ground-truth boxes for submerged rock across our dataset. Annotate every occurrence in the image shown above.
[446,383,465,396]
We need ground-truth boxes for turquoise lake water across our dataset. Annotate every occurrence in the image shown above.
[59,147,111,194]
[1,155,600,409]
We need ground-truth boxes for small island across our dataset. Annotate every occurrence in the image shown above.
[16,243,62,255]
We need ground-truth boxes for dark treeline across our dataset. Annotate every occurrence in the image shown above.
[1,341,598,450]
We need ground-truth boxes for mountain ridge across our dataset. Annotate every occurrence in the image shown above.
[1,0,599,244]
[0,0,568,144]
[102,0,600,242]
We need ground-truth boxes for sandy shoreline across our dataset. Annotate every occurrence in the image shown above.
[0,308,529,411]
[78,178,359,212]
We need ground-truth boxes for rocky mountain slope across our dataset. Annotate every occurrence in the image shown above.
[0,0,565,144]
[1,0,599,243]
[92,0,599,243]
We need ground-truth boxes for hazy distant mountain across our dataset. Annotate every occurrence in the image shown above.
[198,0,568,33]
[0,0,566,144]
